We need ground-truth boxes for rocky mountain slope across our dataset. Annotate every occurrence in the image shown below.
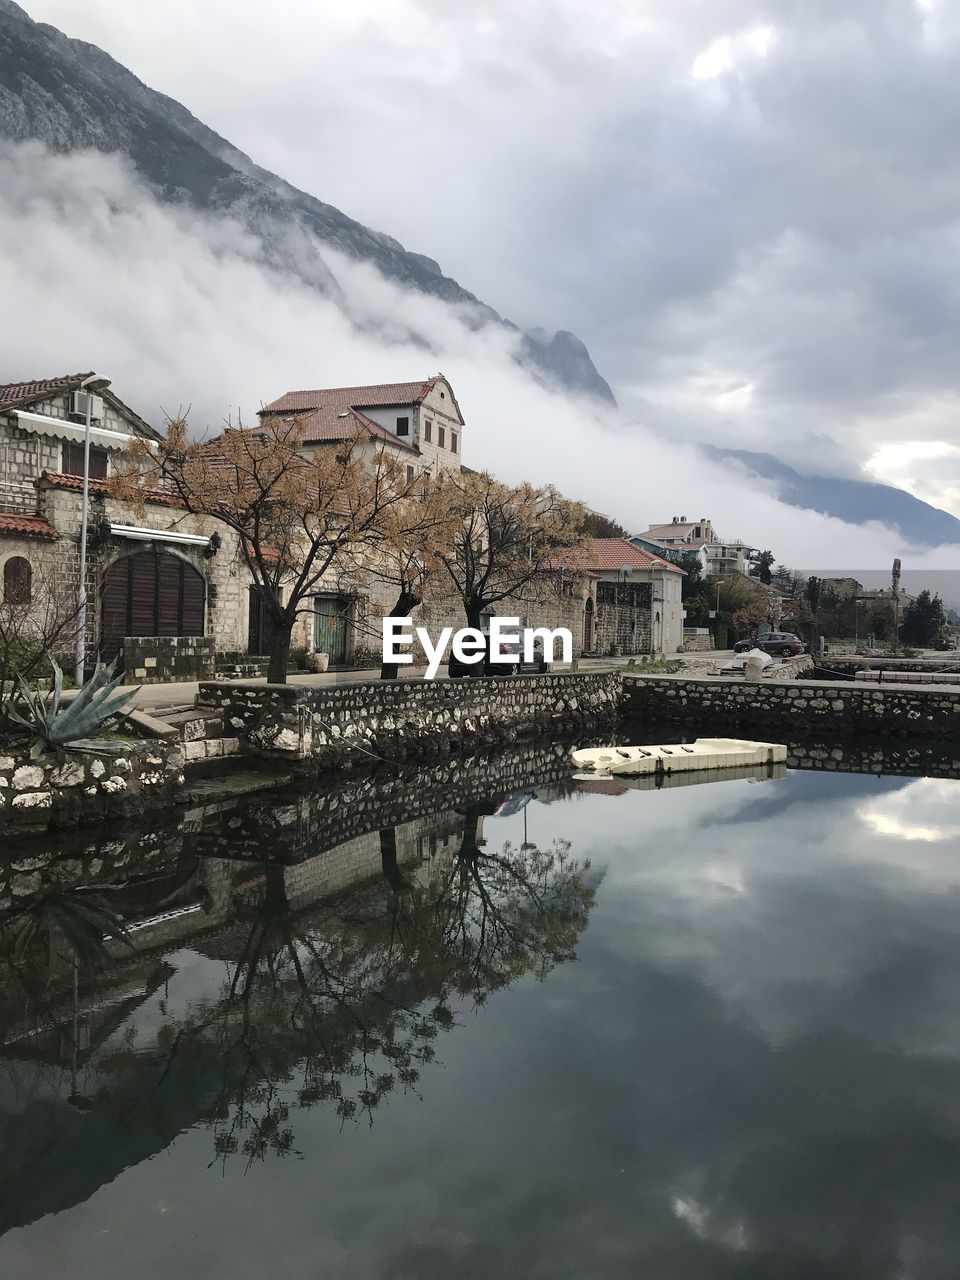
[706,446,960,549]
[0,0,615,404]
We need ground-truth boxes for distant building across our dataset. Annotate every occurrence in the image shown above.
[631,517,760,578]
[258,375,464,478]
[636,515,719,547]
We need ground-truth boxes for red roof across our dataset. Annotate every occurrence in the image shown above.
[0,513,58,539]
[0,372,160,439]
[40,471,180,506]
[0,372,94,413]
[560,538,684,574]
[294,406,417,453]
[258,376,463,452]
[261,378,441,415]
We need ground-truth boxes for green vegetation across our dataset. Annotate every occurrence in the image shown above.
[5,656,139,758]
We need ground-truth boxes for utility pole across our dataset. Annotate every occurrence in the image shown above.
[892,558,901,653]
[74,373,112,686]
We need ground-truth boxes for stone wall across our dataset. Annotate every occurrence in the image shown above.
[823,656,960,675]
[120,635,216,683]
[682,630,714,652]
[624,673,960,738]
[198,671,623,769]
[186,740,578,863]
[0,740,186,830]
[594,581,652,655]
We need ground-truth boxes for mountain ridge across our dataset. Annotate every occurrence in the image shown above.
[0,0,615,404]
[706,446,960,549]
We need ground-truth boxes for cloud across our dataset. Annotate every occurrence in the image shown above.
[16,0,960,510]
[1,137,957,568]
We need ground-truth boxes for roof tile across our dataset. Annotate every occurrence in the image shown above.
[0,373,94,413]
[0,513,58,539]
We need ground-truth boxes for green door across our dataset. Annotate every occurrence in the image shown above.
[314,596,348,663]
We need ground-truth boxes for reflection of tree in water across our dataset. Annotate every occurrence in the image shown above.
[86,824,594,1169]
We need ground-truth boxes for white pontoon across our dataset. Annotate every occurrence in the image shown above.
[571,737,787,777]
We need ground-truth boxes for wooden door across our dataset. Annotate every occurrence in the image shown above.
[100,549,205,659]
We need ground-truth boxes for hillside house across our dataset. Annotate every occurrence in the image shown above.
[0,373,259,679]
[255,375,465,663]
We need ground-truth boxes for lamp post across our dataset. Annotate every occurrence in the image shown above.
[74,374,111,686]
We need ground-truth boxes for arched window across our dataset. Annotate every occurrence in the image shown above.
[3,556,32,606]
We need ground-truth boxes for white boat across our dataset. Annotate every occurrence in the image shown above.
[570,737,787,777]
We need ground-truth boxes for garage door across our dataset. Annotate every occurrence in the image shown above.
[100,549,206,660]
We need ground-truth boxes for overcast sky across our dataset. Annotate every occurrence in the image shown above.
[14,0,960,530]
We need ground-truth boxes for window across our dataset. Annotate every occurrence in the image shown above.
[406,465,415,484]
[396,416,410,436]
[438,426,446,448]
[450,431,458,454]
[3,556,32,606]
[424,419,432,443]
[63,441,108,480]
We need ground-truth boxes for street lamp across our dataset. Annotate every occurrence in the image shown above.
[75,373,111,686]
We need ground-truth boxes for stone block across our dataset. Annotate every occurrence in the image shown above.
[13,765,43,791]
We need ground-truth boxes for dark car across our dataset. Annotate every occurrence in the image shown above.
[447,630,547,678]
[733,631,806,658]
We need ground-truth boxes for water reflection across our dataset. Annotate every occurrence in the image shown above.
[0,780,594,1230]
[5,744,960,1276]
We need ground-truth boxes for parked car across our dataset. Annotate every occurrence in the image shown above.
[447,630,547,677]
[733,631,806,658]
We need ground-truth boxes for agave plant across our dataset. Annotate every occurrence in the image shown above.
[5,656,140,758]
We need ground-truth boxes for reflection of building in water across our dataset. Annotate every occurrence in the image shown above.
[0,785,589,1236]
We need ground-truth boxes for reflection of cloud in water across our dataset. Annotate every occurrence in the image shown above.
[859,778,960,848]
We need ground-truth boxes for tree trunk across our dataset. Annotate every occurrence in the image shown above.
[380,590,421,680]
[465,599,486,677]
[267,619,293,684]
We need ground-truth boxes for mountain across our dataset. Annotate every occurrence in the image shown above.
[706,446,960,548]
[0,0,615,405]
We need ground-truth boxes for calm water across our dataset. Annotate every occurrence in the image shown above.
[4,747,960,1278]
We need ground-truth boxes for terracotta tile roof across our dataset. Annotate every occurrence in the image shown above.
[0,513,58,539]
[261,378,441,416]
[294,406,418,453]
[639,521,705,540]
[586,538,684,573]
[40,471,181,506]
[0,372,94,413]
[0,372,161,440]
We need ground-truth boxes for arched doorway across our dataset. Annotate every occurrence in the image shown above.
[582,597,594,653]
[100,549,206,660]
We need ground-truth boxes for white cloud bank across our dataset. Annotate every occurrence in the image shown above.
[0,139,955,570]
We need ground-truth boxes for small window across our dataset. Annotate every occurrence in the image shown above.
[3,556,31,606]
[63,441,108,480]
[424,420,432,443]
[438,426,446,448]
[450,431,458,454]
[406,465,415,484]
[396,416,410,436]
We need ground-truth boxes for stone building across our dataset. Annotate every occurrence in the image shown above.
[256,375,466,664]
[545,538,685,657]
[0,373,260,679]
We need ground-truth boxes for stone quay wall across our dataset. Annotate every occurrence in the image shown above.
[120,635,216,684]
[0,740,186,831]
[823,656,960,676]
[623,673,960,738]
[197,671,623,769]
